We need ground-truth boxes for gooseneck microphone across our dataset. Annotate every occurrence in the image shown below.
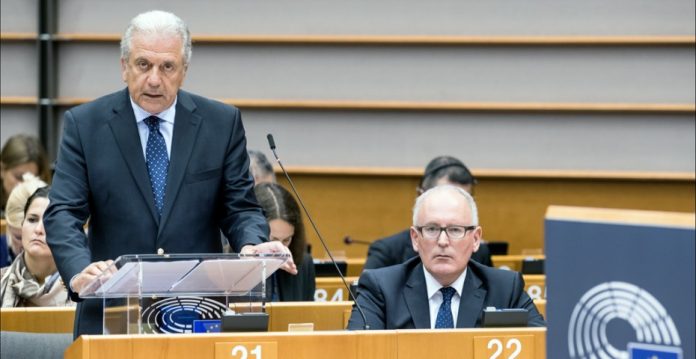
[266,134,370,330]
[343,236,372,246]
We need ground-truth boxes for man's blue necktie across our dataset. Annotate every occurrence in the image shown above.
[145,116,169,216]
[435,286,456,329]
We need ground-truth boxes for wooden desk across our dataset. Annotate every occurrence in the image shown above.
[2,299,546,335]
[397,328,546,359]
[1,302,353,334]
[345,258,365,276]
[535,299,546,318]
[265,301,352,331]
[0,307,75,333]
[524,274,546,300]
[491,254,545,272]
[269,299,547,330]
[64,328,546,359]
[314,276,359,301]
[315,274,547,301]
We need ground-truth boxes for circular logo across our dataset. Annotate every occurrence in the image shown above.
[568,281,681,358]
[141,296,228,334]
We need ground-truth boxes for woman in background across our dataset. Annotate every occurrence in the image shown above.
[1,187,72,307]
[254,182,316,301]
[1,134,51,213]
[3,174,48,264]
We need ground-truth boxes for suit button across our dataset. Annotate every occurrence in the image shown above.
[157,248,164,255]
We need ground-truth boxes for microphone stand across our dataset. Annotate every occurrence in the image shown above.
[266,134,370,330]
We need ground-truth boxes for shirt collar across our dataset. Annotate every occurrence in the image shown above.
[423,264,467,300]
[130,96,177,125]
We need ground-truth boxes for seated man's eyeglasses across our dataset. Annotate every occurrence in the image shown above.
[415,225,477,240]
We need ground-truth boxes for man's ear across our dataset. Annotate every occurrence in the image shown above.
[410,226,420,253]
[120,58,128,82]
[180,63,188,85]
[471,226,483,252]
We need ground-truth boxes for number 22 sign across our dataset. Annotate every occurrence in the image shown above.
[473,335,535,359]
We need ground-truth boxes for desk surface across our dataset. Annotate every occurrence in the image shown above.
[0,306,75,333]
[65,327,546,359]
[0,302,354,334]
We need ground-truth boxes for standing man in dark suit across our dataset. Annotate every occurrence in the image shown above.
[347,185,544,330]
[364,156,492,270]
[44,10,296,338]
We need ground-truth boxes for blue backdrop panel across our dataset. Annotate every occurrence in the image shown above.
[546,217,694,359]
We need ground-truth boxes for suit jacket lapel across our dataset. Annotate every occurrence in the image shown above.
[108,89,160,224]
[457,265,487,328]
[404,263,431,329]
[157,91,202,235]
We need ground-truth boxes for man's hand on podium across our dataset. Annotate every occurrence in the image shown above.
[70,260,116,294]
[241,242,298,275]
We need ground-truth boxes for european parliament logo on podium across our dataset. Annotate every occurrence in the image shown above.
[544,206,694,359]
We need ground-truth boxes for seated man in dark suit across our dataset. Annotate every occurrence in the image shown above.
[347,185,545,330]
[364,156,492,269]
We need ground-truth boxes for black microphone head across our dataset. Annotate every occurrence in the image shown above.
[266,134,276,150]
[343,236,353,245]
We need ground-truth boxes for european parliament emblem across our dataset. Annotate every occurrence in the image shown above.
[545,207,694,358]
[568,282,682,359]
[628,343,682,359]
[141,296,228,334]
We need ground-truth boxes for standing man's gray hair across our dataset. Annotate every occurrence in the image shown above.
[120,10,192,64]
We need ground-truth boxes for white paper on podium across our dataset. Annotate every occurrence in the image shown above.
[94,260,199,296]
[170,258,284,294]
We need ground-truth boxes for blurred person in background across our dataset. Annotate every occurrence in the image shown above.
[255,182,315,301]
[248,150,276,184]
[2,174,48,265]
[1,187,73,307]
[1,134,51,216]
[365,156,492,270]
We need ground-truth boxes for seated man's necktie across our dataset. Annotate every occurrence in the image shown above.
[435,286,456,329]
[145,116,169,216]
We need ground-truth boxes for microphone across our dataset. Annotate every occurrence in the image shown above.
[343,236,372,246]
[267,134,370,330]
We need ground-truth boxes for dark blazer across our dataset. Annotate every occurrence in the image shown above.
[347,257,545,330]
[44,89,268,337]
[275,253,316,302]
[0,234,9,268]
[364,229,493,270]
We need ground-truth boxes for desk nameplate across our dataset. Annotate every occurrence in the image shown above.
[473,335,534,359]
[215,341,278,359]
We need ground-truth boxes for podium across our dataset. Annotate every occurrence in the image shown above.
[79,253,288,335]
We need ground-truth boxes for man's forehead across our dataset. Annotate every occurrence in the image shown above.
[130,34,182,55]
[419,195,470,221]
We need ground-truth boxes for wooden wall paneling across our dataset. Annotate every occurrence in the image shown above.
[278,170,695,258]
